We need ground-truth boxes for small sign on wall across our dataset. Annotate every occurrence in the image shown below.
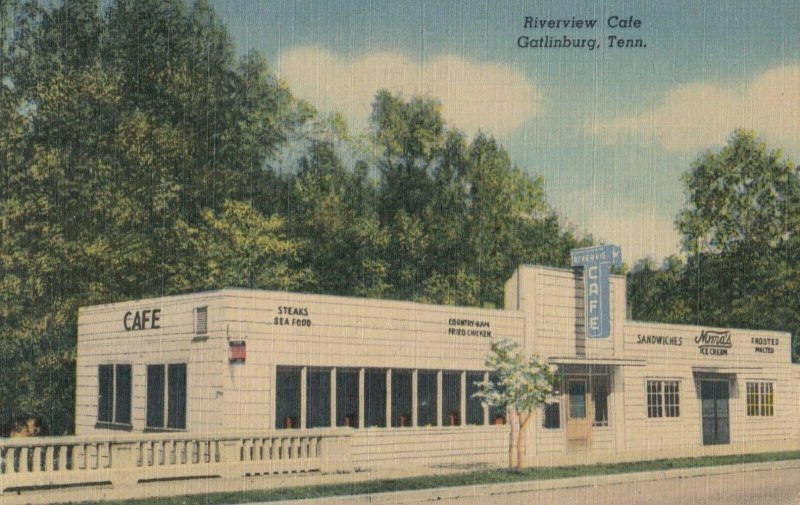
[229,340,246,363]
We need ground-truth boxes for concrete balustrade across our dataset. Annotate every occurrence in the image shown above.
[0,429,353,496]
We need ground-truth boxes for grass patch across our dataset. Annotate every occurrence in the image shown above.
[62,450,800,505]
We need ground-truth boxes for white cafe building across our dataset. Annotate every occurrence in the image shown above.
[75,246,799,469]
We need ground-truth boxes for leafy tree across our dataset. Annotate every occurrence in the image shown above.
[290,140,390,297]
[629,129,800,358]
[0,0,311,433]
[474,339,557,470]
[677,129,800,255]
[184,200,312,291]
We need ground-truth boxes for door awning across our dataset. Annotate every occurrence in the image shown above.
[548,357,646,367]
[692,365,763,377]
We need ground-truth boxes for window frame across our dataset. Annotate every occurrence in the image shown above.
[646,379,680,418]
[96,363,133,429]
[145,363,188,431]
[746,381,774,417]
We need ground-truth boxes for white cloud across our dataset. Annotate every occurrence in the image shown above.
[588,211,682,265]
[593,66,800,153]
[556,191,682,264]
[277,46,541,136]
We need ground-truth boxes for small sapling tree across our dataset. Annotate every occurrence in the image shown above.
[474,339,558,470]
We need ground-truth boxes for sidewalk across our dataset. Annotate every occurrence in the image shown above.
[236,459,800,505]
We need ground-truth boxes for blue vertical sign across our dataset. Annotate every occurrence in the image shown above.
[570,245,622,338]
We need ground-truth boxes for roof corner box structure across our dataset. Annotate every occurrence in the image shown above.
[75,247,800,474]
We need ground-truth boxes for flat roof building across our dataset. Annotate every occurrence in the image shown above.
[75,262,798,469]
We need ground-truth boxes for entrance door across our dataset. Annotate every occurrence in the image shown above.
[566,378,591,448]
[700,380,730,445]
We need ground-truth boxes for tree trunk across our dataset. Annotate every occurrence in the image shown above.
[507,407,516,469]
[516,411,532,471]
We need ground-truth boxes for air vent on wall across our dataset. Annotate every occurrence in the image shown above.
[194,306,208,335]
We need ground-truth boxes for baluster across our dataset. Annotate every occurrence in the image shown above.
[5,447,16,474]
[309,437,315,458]
[31,446,42,472]
[44,445,55,471]
[18,446,29,473]
[76,444,86,470]
[102,442,110,469]
[255,438,264,461]
[57,446,68,471]
[243,438,252,462]
[144,442,153,467]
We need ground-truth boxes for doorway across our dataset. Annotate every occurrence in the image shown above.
[700,380,730,445]
[566,378,591,448]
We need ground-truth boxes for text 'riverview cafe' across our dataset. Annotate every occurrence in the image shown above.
[75,245,799,469]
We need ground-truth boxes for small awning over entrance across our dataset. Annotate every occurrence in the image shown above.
[692,365,763,378]
[548,357,646,367]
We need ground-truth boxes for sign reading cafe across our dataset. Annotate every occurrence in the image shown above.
[571,244,622,338]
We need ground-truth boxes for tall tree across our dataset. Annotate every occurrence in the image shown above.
[0,0,311,433]
[629,129,800,358]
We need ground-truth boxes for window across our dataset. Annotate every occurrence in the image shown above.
[647,380,679,418]
[276,367,301,429]
[746,382,774,416]
[465,372,485,425]
[543,403,561,429]
[194,306,208,335]
[543,376,561,429]
[336,368,359,427]
[146,364,187,430]
[592,375,609,427]
[391,370,412,427]
[417,371,437,426]
[306,368,331,428]
[442,372,461,426]
[98,364,132,425]
[364,369,387,427]
[488,373,507,424]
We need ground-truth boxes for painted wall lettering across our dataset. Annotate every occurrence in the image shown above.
[695,329,732,356]
[636,334,682,346]
[447,318,492,338]
[123,309,161,331]
[752,336,779,354]
[274,306,311,327]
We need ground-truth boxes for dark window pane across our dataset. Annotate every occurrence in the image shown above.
[466,372,484,425]
[417,371,437,426]
[98,365,113,423]
[592,375,609,426]
[443,372,461,426]
[167,364,187,429]
[364,369,386,427]
[306,369,331,428]
[392,370,412,427]
[336,369,359,427]
[115,365,132,425]
[147,365,165,428]
[276,367,301,429]
[568,381,586,419]
[543,402,560,429]
[488,373,506,424]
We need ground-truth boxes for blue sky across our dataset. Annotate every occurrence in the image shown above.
[211,0,800,264]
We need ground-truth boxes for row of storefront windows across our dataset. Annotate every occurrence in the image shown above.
[97,363,187,430]
[645,380,774,418]
[275,367,504,429]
